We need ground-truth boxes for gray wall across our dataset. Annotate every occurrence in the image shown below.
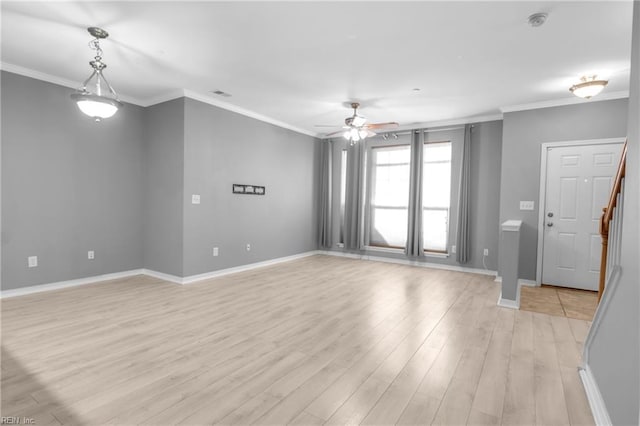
[586,1,640,424]
[327,120,502,271]
[468,121,502,271]
[1,71,145,289]
[1,74,319,287]
[500,99,628,280]
[142,98,185,276]
[182,98,320,276]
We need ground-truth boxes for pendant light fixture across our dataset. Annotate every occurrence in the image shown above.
[569,75,609,99]
[70,27,123,121]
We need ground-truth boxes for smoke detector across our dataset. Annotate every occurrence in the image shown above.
[528,12,548,27]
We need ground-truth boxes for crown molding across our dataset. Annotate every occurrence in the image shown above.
[181,89,318,137]
[396,113,504,132]
[138,89,184,107]
[0,62,146,107]
[0,62,319,137]
[500,90,629,113]
[319,112,505,139]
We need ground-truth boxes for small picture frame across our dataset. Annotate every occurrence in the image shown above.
[233,183,266,195]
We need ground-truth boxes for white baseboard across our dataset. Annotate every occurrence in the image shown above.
[1,252,321,297]
[497,291,520,309]
[0,269,144,299]
[320,250,497,277]
[1,249,493,298]
[494,276,537,287]
[579,365,612,426]
[141,269,183,284]
[178,251,320,285]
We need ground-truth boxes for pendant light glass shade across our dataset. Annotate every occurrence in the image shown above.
[72,94,121,119]
[71,27,123,121]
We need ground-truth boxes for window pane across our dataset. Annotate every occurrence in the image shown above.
[424,142,451,163]
[369,145,410,249]
[373,164,410,207]
[423,208,448,252]
[422,141,452,253]
[370,207,408,248]
[423,162,450,207]
[374,146,410,165]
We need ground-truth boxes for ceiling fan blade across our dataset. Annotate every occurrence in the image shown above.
[364,122,400,130]
[325,130,347,137]
[314,124,342,128]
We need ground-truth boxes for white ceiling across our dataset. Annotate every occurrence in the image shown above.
[1,1,633,137]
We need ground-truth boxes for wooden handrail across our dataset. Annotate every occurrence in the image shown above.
[598,140,627,302]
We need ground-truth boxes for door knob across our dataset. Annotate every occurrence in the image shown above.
[547,222,554,227]
[547,212,554,217]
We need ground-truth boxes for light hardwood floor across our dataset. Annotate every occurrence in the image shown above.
[1,255,594,425]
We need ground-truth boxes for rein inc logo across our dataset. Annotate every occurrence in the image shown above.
[1,418,34,425]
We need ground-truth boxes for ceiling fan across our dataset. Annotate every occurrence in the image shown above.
[318,102,399,144]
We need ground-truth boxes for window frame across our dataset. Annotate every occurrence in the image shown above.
[364,139,412,251]
[421,135,459,255]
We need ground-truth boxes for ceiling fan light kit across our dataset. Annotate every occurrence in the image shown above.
[321,102,399,145]
[569,75,608,99]
[70,27,123,122]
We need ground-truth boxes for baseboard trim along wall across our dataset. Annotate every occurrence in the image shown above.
[579,365,612,426]
[144,251,321,285]
[2,250,498,298]
[0,269,145,299]
[497,291,520,309]
[319,250,497,276]
[494,276,537,286]
[1,251,322,297]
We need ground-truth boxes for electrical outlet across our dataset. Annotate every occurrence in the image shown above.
[28,256,38,268]
[520,201,534,211]
[451,245,456,254]
[483,248,489,256]
[191,194,201,204]
[213,247,219,257]
[88,250,95,260]
[246,243,251,251]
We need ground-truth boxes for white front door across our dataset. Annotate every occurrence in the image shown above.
[541,142,623,290]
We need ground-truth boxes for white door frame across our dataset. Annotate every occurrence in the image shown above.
[535,137,626,286]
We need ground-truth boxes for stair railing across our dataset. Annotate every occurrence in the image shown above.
[598,141,627,303]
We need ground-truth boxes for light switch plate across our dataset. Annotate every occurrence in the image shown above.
[28,256,38,268]
[213,247,219,257]
[88,250,95,260]
[520,201,535,211]
[191,194,201,204]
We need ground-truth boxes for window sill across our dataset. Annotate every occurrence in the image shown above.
[364,246,404,254]
[424,251,450,259]
[363,246,450,259]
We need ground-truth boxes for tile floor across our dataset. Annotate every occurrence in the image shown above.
[520,285,598,320]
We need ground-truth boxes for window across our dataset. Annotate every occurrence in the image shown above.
[339,149,347,245]
[368,145,411,249]
[422,141,452,252]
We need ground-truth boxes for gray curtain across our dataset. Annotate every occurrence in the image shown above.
[456,124,472,263]
[318,140,333,248]
[406,130,425,257]
[344,141,365,250]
